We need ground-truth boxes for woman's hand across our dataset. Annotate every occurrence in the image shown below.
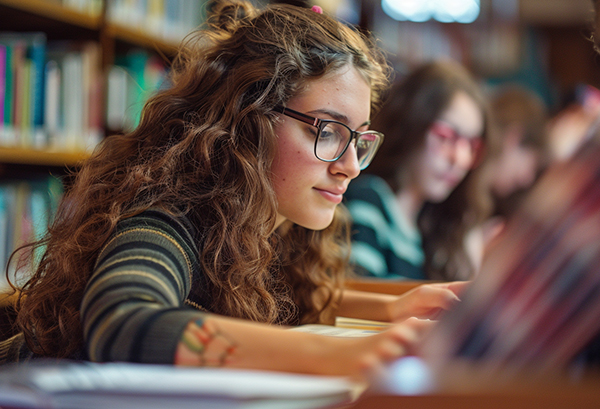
[387,281,469,322]
[173,313,435,381]
[335,317,435,381]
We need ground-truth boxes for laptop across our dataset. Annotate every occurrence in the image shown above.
[417,128,600,377]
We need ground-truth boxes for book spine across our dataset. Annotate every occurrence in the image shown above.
[62,52,83,151]
[84,43,102,151]
[126,50,148,129]
[20,59,31,148]
[29,34,47,148]
[106,64,129,131]
[0,186,7,288]
[0,33,48,148]
[44,59,61,149]
[1,42,13,145]
[0,176,63,290]
[0,44,6,130]
[9,40,25,147]
[0,184,15,288]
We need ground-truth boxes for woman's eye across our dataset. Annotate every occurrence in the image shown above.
[320,123,345,142]
[320,129,335,140]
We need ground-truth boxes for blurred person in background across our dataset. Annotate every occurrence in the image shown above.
[546,83,600,163]
[344,60,496,282]
[472,84,550,252]
[486,84,550,217]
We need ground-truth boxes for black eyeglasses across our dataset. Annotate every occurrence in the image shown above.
[276,106,384,170]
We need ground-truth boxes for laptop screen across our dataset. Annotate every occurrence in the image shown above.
[419,132,600,375]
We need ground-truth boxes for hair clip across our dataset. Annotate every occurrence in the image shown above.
[311,5,323,14]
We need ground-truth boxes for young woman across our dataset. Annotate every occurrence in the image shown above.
[2,1,462,378]
[345,60,494,281]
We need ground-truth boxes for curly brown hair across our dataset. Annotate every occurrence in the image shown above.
[8,0,390,358]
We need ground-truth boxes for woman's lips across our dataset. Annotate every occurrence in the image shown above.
[315,188,344,204]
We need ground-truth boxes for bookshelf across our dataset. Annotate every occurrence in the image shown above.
[366,0,599,112]
[0,0,200,289]
[0,0,186,161]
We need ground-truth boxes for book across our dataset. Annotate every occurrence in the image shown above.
[0,361,358,409]
[1,40,14,145]
[105,65,130,131]
[0,176,63,291]
[0,32,47,149]
[43,41,102,153]
[6,38,25,147]
[335,316,393,332]
[83,42,102,151]
[290,317,392,338]
[0,44,6,130]
[62,51,83,151]
[28,32,47,148]
[107,50,167,132]
[291,324,379,338]
[44,59,61,146]
[0,187,9,289]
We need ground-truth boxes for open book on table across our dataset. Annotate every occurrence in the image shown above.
[291,317,392,338]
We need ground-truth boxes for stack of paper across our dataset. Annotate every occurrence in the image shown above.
[291,317,390,338]
[0,361,357,409]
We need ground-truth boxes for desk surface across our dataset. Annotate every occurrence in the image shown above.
[347,367,600,409]
[348,391,600,409]
[344,278,430,295]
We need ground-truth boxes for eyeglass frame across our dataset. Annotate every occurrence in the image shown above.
[428,120,485,168]
[275,106,384,170]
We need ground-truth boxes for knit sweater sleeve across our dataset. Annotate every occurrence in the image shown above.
[80,209,204,363]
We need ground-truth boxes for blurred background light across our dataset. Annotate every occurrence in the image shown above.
[381,0,481,23]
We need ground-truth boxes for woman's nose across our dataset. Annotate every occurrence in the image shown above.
[452,138,476,170]
[331,142,361,179]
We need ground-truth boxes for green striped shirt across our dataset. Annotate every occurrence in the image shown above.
[345,175,425,279]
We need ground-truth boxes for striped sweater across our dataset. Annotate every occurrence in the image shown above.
[1,209,208,364]
[344,174,426,279]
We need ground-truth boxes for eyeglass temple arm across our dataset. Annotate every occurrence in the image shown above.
[275,106,320,127]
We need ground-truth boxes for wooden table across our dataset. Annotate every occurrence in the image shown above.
[347,363,600,409]
[344,278,431,295]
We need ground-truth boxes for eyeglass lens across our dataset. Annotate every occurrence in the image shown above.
[430,122,482,155]
[315,122,381,168]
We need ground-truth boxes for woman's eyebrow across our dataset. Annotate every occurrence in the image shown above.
[308,109,370,128]
[307,108,349,124]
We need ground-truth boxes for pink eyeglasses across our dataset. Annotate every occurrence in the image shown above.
[429,121,485,167]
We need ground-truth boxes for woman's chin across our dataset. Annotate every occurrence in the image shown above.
[297,214,336,231]
[427,188,454,203]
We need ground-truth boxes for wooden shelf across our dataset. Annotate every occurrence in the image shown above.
[105,22,179,56]
[0,0,181,55]
[0,147,89,167]
[0,0,101,30]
